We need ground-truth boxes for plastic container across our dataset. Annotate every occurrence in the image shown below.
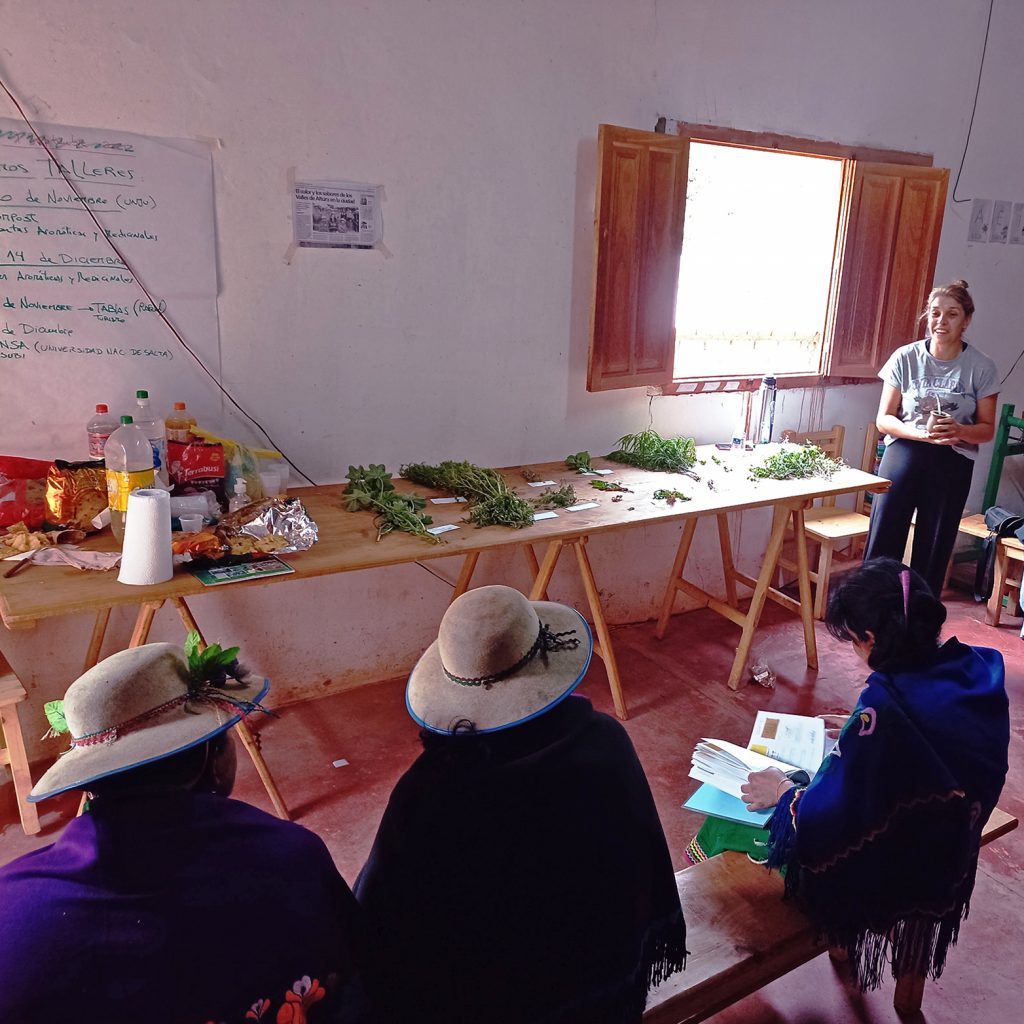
[134,389,169,488]
[228,477,250,513]
[104,416,156,543]
[754,374,777,445]
[731,417,746,451]
[86,404,118,459]
[165,402,197,444]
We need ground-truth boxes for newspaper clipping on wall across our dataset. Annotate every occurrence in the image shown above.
[292,179,382,249]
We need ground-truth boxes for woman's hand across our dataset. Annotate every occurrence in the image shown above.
[741,767,794,811]
[927,414,961,445]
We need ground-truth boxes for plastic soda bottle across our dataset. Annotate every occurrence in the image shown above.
[134,389,169,487]
[165,402,197,444]
[86,404,119,459]
[104,416,156,543]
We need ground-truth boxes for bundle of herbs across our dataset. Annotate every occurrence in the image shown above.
[532,484,577,510]
[401,460,536,529]
[565,451,594,473]
[748,443,844,482]
[606,429,698,475]
[343,464,441,543]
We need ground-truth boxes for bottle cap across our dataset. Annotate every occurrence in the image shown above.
[96,404,108,413]
[120,415,134,424]
[136,389,149,400]
[173,402,187,411]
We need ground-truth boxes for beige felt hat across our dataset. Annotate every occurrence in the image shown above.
[406,585,592,734]
[29,642,269,802]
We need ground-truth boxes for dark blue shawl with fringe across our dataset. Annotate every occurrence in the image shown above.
[767,638,1008,989]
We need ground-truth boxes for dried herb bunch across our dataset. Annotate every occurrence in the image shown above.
[749,443,844,481]
[606,430,698,475]
[401,460,536,529]
[533,484,578,510]
[343,464,442,543]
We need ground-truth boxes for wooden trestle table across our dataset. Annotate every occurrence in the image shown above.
[0,446,887,823]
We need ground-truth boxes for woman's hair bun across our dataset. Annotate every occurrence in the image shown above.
[952,278,969,290]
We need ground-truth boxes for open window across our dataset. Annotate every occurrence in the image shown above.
[588,123,949,393]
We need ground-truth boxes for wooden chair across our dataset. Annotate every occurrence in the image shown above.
[0,651,41,836]
[777,426,881,619]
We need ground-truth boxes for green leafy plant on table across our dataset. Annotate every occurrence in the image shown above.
[653,488,690,504]
[591,479,631,493]
[565,451,594,473]
[606,429,698,475]
[401,460,535,529]
[748,443,844,482]
[344,464,441,543]
[532,484,577,510]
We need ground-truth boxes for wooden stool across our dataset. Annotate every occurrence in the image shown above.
[1,654,41,836]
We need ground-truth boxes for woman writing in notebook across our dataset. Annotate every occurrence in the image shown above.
[742,558,1009,990]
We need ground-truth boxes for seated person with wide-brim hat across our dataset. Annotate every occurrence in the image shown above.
[0,640,363,1024]
[355,585,688,1024]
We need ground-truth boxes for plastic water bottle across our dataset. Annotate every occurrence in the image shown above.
[134,389,169,488]
[228,477,250,513]
[165,402,197,444]
[755,374,777,444]
[86,404,118,460]
[732,416,746,451]
[104,416,156,542]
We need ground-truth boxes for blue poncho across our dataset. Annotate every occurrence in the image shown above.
[767,638,1009,989]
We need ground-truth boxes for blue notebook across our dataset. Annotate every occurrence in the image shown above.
[683,782,772,827]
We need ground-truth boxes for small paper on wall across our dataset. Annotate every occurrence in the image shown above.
[293,179,382,249]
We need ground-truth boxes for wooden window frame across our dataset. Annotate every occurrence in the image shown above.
[588,121,949,394]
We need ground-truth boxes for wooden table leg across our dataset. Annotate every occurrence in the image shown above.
[717,513,739,608]
[529,539,565,601]
[655,517,699,639]
[522,544,549,600]
[83,608,111,671]
[171,597,290,821]
[129,600,165,648]
[893,973,926,1015]
[790,505,818,670]
[451,551,480,602]
[987,543,1009,625]
[0,694,41,836]
[726,505,791,690]
[572,537,628,721]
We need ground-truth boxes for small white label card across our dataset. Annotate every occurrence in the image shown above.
[430,497,466,504]
[593,469,614,475]
[565,502,599,512]
[427,523,460,535]
[532,510,559,521]
[527,480,558,487]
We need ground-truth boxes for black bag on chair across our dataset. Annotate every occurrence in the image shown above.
[974,506,1024,602]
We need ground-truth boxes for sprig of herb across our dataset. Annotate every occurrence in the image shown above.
[401,460,535,529]
[344,464,441,543]
[185,630,243,686]
[748,444,844,482]
[591,479,632,492]
[533,484,577,509]
[653,488,691,504]
[565,451,594,473]
[606,429,698,474]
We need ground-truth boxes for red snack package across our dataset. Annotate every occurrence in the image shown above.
[0,455,52,529]
[168,441,226,505]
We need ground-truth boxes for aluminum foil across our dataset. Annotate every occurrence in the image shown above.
[216,497,318,552]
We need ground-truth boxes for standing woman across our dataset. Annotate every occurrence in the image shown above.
[863,280,999,597]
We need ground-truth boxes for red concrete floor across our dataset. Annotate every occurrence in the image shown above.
[2,585,1021,1023]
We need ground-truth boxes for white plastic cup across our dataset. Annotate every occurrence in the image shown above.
[259,470,282,499]
[179,513,204,533]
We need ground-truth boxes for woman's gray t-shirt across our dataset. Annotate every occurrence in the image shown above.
[878,339,999,460]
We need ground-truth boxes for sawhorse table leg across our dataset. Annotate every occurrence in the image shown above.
[529,537,628,720]
[448,546,551,605]
[655,501,817,689]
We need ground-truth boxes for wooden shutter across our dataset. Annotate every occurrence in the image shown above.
[828,162,948,378]
[588,125,689,391]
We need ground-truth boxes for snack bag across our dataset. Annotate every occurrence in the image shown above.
[0,456,51,530]
[45,459,108,532]
[168,440,226,506]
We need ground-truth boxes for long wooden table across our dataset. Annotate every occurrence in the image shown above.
[1,447,886,820]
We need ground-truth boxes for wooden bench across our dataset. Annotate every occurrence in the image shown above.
[644,807,1018,1022]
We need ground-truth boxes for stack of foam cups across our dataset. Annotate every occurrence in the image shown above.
[118,488,174,585]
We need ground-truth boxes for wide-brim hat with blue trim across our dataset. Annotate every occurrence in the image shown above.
[29,642,269,802]
[406,585,593,734]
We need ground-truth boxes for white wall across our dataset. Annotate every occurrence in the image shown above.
[3,0,1023,762]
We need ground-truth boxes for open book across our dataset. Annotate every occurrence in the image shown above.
[684,711,826,826]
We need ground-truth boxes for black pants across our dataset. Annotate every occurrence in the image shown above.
[863,439,973,598]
